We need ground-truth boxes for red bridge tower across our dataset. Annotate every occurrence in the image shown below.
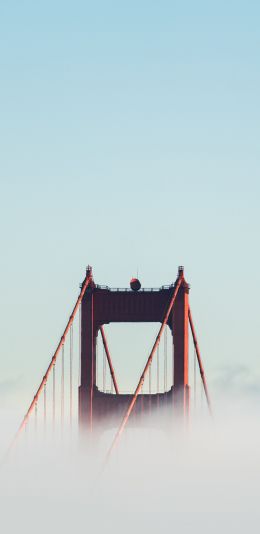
[79,266,190,434]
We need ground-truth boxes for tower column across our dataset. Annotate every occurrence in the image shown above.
[172,274,190,416]
[78,278,96,432]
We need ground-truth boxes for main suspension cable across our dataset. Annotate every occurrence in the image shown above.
[188,307,212,416]
[10,270,92,449]
[100,326,119,394]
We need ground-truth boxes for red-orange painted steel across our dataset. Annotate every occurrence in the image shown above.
[188,307,212,416]
[79,267,191,433]
[173,282,189,386]
[79,282,95,430]
[105,273,184,460]
[10,267,93,449]
[100,326,119,394]
[7,265,211,462]
[172,276,190,416]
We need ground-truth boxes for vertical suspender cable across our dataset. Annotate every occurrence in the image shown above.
[70,324,73,427]
[194,347,196,411]
[44,383,47,431]
[157,346,159,392]
[172,335,174,390]
[96,331,99,389]
[53,365,56,430]
[8,270,92,455]
[149,363,152,412]
[78,303,81,387]
[149,364,151,395]
[103,344,106,392]
[164,328,168,392]
[61,344,64,429]
[157,345,160,406]
[35,402,37,435]
[166,327,168,390]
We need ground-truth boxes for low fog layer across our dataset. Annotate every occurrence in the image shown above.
[0,394,259,534]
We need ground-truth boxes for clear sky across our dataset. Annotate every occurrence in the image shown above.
[0,1,260,413]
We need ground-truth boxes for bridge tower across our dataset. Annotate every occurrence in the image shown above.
[78,266,190,434]
[10,264,210,458]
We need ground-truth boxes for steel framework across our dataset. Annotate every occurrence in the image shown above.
[9,265,211,460]
[79,266,200,436]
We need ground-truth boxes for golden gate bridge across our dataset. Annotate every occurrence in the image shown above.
[9,265,211,460]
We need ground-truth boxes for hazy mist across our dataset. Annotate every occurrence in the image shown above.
[1,393,259,534]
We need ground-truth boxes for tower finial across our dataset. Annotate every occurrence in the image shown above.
[86,265,92,277]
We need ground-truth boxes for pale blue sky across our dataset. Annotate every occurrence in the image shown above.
[0,1,260,412]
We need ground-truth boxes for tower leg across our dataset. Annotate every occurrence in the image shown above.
[78,288,96,433]
[172,278,190,418]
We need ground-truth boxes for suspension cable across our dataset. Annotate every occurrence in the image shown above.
[188,307,212,416]
[105,273,183,461]
[103,343,106,392]
[149,362,152,412]
[52,364,56,429]
[11,270,92,445]
[78,303,81,387]
[194,346,196,410]
[172,335,174,389]
[70,324,73,427]
[157,345,160,406]
[44,383,47,430]
[34,402,37,435]
[61,343,64,428]
[96,330,99,389]
[164,327,168,392]
[100,326,119,394]
[156,345,159,393]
